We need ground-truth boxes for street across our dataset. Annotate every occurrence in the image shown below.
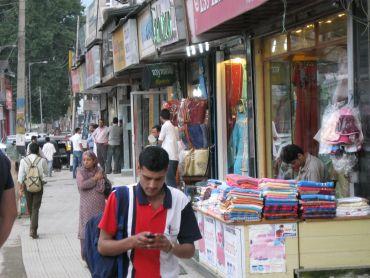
[0,170,215,278]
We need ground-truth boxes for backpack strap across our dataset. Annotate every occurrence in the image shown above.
[115,185,136,278]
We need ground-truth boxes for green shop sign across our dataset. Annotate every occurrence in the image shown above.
[151,0,179,47]
[142,63,176,89]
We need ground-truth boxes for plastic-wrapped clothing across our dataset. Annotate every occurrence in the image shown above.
[229,112,249,175]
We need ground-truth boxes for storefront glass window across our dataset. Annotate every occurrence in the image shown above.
[187,58,208,98]
[264,34,288,57]
[221,41,255,176]
[265,13,349,189]
[318,13,347,43]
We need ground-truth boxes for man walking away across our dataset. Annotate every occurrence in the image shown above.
[27,135,45,158]
[93,119,109,171]
[0,151,17,247]
[18,143,47,239]
[42,137,56,177]
[106,117,123,174]
[70,128,83,179]
[158,109,179,187]
[98,146,201,277]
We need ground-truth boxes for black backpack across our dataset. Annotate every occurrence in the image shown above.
[83,186,134,278]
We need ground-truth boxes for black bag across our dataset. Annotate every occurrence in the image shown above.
[103,177,112,198]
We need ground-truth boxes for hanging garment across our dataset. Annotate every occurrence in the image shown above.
[292,62,319,154]
[229,112,249,175]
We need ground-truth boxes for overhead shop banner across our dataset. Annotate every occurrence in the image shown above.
[150,0,186,48]
[192,0,268,35]
[112,19,139,73]
[142,63,176,90]
[137,7,156,60]
[83,99,100,111]
[70,68,80,94]
[78,63,86,92]
[85,45,101,89]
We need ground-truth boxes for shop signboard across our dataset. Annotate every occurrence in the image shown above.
[142,63,176,90]
[71,68,80,94]
[112,25,126,73]
[192,0,268,35]
[83,99,100,111]
[203,216,217,269]
[151,0,180,48]
[137,7,156,59]
[85,0,98,46]
[85,45,101,89]
[123,19,139,68]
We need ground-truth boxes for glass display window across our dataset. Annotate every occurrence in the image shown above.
[187,57,209,99]
[264,34,288,57]
[263,13,348,181]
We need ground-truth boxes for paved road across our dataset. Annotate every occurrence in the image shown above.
[0,170,215,278]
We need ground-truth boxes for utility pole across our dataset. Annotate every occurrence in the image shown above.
[39,87,43,128]
[16,0,26,134]
[71,15,80,131]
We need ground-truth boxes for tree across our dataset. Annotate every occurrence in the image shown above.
[0,0,83,124]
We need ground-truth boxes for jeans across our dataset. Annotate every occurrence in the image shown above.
[47,160,53,177]
[166,160,179,188]
[73,151,82,178]
[24,188,43,235]
[106,145,121,173]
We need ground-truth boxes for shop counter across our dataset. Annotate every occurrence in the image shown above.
[194,208,370,277]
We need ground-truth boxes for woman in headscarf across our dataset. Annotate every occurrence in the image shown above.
[76,150,105,259]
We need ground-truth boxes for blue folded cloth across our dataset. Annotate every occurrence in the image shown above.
[300,194,336,201]
[297,181,335,188]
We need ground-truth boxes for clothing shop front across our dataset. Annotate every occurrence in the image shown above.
[190,1,370,277]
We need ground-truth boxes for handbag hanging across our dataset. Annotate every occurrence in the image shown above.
[183,148,209,177]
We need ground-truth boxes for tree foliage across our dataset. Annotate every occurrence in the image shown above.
[0,0,83,123]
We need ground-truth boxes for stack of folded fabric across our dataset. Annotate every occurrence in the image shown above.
[226,174,259,190]
[221,187,263,222]
[336,197,370,217]
[259,179,298,220]
[297,181,336,219]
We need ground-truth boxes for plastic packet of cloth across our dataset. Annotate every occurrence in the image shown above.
[332,153,357,175]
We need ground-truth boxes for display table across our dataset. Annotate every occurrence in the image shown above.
[194,208,370,277]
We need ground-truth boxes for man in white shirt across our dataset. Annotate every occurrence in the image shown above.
[158,109,179,187]
[42,137,56,177]
[70,127,83,179]
[18,143,48,239]
[93,119,109,171]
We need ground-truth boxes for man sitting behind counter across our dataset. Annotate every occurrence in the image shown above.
[280,144,325,182]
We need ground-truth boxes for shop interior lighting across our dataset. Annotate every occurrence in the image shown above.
[191,45,196,55]
[326,20,332,23]
[338,13,345,17]
[271,39,277,53]
[198,43,204,54]
[284,38,287,51]
[186,46,191,57]
[295,29,302,33]
[185,42,210,57]
[205,42,210,51]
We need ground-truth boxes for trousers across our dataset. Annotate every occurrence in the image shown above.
[166,160,179,188]
[106,145,121,173]
[24,187,43,234]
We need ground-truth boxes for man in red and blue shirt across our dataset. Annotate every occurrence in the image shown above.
[98,146,201,277]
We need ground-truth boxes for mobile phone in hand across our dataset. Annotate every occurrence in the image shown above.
[146,233,155,239]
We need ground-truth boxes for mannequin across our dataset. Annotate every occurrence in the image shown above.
[229,99,249,175]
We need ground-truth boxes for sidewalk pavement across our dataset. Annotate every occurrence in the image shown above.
[0,170,214,278]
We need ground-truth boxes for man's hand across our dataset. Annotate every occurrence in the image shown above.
[130,231,157,249]
[149,234,173,252]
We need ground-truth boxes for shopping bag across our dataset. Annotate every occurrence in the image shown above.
[183,148,209,177]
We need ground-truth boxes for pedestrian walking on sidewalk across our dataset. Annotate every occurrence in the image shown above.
[76,150,106,259]
[106,117,123,174]
[98,146,202,277]
[70,127,83,179]
[87,123,98,152]
[26,135,45,158]
[93,119,109,171]
[158,109,180,188]
[18,143,48,239]
[42,137,56,177]
[0,151,17,248]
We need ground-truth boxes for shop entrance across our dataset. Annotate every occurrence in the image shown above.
[130,90,167,180]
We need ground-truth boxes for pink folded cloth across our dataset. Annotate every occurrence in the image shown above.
[226,174,260,185]
[259,178,296,185]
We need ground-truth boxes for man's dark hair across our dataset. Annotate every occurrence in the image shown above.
[31,135,37,141]
[280,144,304,164]
[152,125,161,132]
[160,109,171,120]
[29,142,39,155]
[139,146,169,172]
[45,137,50,142]
[113,117,118,124]
[75,127,80,133]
